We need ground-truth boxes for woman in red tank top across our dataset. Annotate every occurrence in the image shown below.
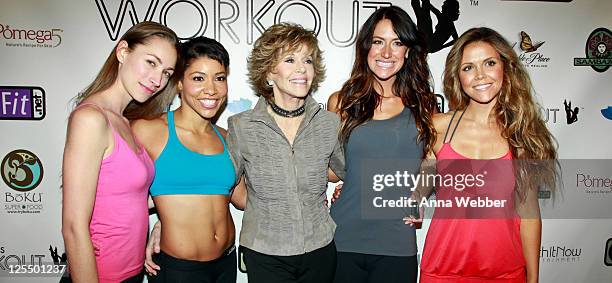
[407,27,558,282]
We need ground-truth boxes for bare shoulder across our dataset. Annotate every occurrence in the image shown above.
[433,111,455,133]
[131,114,168,148]
[132,114,168,135]
[68,106,109,136]
[327,91,341,113]
[65,106,110,153]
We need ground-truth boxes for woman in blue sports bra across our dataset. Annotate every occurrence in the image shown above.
[132,37,244,283]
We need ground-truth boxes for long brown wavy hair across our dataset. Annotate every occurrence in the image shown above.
[336,6,437,157]
[443,27,559,201]
[73,21,180,120]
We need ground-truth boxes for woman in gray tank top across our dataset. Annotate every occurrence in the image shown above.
[327,6,438,283]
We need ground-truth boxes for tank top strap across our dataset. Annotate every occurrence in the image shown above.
[442,110,458,143]
[444,110,466,144]
[211,124,228,152]
[165,111,180,145]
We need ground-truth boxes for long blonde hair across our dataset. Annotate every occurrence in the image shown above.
[74,21,180,120]
[443,27,558,201]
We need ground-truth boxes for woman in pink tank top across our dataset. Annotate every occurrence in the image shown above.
[62,22,179,283]
[406,27,558,282]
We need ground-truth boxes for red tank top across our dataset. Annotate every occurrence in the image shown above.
[420,111,526,282]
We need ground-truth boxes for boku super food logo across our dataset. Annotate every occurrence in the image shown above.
[573,28,611,73]
[1,149,45,214]
[1,86,46,120]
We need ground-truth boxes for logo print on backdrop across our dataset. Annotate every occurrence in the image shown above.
[0,86,46,120]
[605,238,612,266]
[513,31,550,68]
[519,31,544,53]
[0,24,63,48]
[411,0,461,53]
[541,106,560,124]
[94,0,382,46]
[435,94,446,113]
[540,245,582,264]
[1,149,44,192]
[573,27,612,73]
[601,106,612,120]
[563,100,579,125]
[50,245,70,280]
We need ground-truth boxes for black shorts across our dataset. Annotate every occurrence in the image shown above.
[148,246,237,283]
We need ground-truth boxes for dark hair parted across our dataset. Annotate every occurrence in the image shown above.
[247,23,325,100]
[336,6,437,157]
[176,36,230,79]
[443,27,559,201]
[74,21,180,120]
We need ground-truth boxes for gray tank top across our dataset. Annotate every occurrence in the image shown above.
[330,107,422,256]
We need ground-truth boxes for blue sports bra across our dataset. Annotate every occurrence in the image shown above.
[149,111,236,197]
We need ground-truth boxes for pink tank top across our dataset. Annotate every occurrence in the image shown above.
[420,111,526,282]
[75,103,154,282]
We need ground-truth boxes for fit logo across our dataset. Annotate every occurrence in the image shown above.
[0,86,46,120]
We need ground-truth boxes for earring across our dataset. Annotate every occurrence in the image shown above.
[405,51,409,59]
[266,80,275,86]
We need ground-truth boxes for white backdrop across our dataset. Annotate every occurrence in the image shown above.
[1,0,611,282]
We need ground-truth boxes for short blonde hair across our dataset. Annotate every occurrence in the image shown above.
[247,23,326,100]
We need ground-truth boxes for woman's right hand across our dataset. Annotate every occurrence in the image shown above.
[325,184,343,207]
[403,194,424,227]
[144,221,162,275]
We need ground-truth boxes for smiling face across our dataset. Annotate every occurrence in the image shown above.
[367,19,408,85]
[178,56,228,119]
[267,44,314,100]
[117,37,177,103]
[458,41,504,105]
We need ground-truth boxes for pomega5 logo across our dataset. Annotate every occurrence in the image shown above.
[0,23,63,48]
[1,86,46,120]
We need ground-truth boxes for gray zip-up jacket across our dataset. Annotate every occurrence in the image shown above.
[226,96,345,256]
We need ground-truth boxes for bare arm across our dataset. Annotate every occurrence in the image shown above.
[517,186,542,283]
[328,168,340,183]
[62,107,110,283]
[230,176,247,210]
[411,152,437,202]
[404,113,448,225]
[327,91,340,114]
[144,220,162,275]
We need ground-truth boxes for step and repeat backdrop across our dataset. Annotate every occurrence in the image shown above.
[1,0,611,282]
